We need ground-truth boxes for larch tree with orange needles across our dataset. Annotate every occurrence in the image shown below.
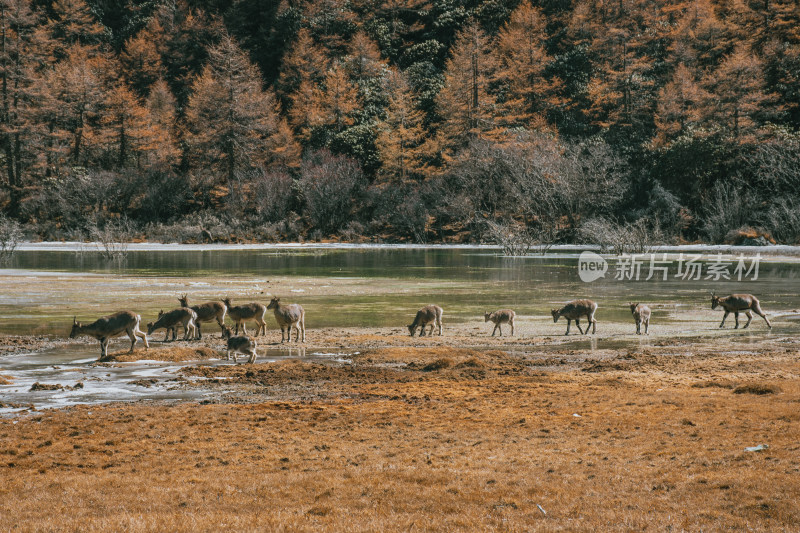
[702,44,776,139]
[494,0,557,131]
[119,22,166,98]
[375,68,427,184]
[143,79,180,168]
[183,34,279,190]
[653,63,710,146]
[435,21,501,163]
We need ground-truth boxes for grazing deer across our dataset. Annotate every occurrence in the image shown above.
[551,299,597,335]
[221,326,259,364]
[222,298,267,336]
[485,309,515,336]
[267,297,305,343]
[147,308,198,341]
[69,311,149,360]
[178,294,227,339]
[629,303,651,335]
[408,305,444,337]
[711,292,771,329]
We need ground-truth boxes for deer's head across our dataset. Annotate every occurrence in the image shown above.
[178,293,189,307]
[69,316,81,338]
[710,291,721,310]
[484,312,491,322]
[551,309,560,323]
[629,303,638,314]
[267,297,280,310]
[222,326,233,340]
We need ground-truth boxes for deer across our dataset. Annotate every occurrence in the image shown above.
[629,303,651,335]
[267,297,305,343]
[221,326,259,364]
[551,299,597,335]
[222,297,267,336]
[69,311,149,360]
[710,292,771,329]
[146,307,198,341]
[178,294,227,339]
[408,305,444,337]
[484,309,515,336]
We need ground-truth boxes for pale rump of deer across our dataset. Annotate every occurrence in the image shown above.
[147,307,197,341]
[408,305,444,337]
[178,294,226,339]
[485,309,515,336]
[629,303,651,335]
[551,299,597,335]
[267,297,305,343]
[221,327,259,364]
[711,292,771,329]
[69,311,149,359]
[222,298,267,336]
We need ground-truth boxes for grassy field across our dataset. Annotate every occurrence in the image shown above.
[1,335,799,531]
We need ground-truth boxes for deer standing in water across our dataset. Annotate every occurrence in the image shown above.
[178,294,226,339]
[221,326,259,364]
[629,303,651,335]
[551,299,597,335]
[484,309,516,336]
[267,297,305,343]
[408,305,444,337]
[222,298,267,336]
[69,311,149,359]
[147,308,198,341]
[711,292,771,329]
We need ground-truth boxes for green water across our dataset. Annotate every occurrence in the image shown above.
[1,247,799,336]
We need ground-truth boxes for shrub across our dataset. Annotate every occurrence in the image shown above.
[298,150,366,235]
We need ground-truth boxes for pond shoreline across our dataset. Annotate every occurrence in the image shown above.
[12,240,800,257]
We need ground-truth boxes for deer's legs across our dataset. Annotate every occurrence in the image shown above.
[576,318,586,335]
[719,311,729,328]
[300,317,306,343]
[437,319,442,336]
[753,303,772,328]
[99,337,109,359]
[509,319,514,336]
[644,319,649,335]
[126,328,137,353]
[636,320,641,335]
[565,319,571,335]
[743,310,753,329]
[492,324,499,336]
[195,321,202,340]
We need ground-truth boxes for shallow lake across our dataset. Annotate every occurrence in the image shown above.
[2,245,799,412]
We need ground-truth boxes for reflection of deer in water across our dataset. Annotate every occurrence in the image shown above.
[711,292,771,329]
[70,311,149,359]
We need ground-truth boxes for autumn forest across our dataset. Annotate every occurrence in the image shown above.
[0,0,798,245]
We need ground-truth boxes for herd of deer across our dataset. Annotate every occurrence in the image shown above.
[68,292,772,362]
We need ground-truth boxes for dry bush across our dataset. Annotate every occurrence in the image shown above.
[579,217,661,254]
[299,150,366,235]
[89,218,135,261]
[733,383,780,395]
[0,215,22,264]
[484,219,534,256]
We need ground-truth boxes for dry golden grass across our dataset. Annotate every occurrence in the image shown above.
[103,346,221,363]
[2,341,800,531]
[0,373,12,385]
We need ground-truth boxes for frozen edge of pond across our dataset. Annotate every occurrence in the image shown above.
[13,241,800,257]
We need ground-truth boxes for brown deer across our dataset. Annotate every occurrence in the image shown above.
[267,297,305,343]
[551,299,597,335]
[178,294,227,339]
[222,297,267,336]
[629,303,651,335]
[711,292,771,329]
[69,311,149,359]
[221,326,259,364]
[147,308,198,341]
[408,305,444,337]
[484,309,516,336]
